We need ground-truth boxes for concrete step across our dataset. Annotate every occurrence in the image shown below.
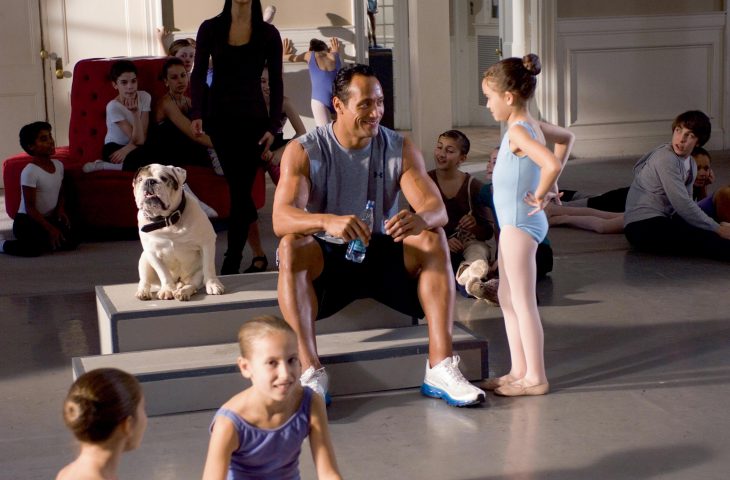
[73,323,488,416]
[96,272,417,354]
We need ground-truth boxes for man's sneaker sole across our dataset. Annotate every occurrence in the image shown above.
[420,383,485,407]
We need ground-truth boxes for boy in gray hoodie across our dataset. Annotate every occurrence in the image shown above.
[624,110,730,260]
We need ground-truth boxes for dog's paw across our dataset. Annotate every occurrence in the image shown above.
[173,285,196,301]
[135,288,152,301]
[206,278,225,295]
[157,286,176,300]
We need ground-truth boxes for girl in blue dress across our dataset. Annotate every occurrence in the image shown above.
[480,54,574,397]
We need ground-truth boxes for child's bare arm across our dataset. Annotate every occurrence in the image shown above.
[162,98,214,147]
[308,394,342,479]
[137,110,149,144]
[540,122,575,199]
[540,121,574,167]
[509,124,561,202]
[201,418,238,480]
[282,38,308,63]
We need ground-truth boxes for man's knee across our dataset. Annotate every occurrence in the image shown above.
[277,234,322,273]
[404,228,450,273]
[407,228,448,254]
[277,234,304,270]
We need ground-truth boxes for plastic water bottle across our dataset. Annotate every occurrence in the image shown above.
[345,200,375,263]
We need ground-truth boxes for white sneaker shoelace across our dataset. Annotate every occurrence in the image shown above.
[441,355,469,386]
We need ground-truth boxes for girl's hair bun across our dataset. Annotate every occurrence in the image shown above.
[522,53,542,76]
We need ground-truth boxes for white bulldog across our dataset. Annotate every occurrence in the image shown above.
[133,164,224,301]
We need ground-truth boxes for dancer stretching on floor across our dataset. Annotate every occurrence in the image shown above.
[480,54,574,397]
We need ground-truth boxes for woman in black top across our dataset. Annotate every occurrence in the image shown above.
[190,0,283,275]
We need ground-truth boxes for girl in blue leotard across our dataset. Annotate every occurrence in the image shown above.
[479,54,575,397]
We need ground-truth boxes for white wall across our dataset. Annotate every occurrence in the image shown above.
[556,13,726,157]
[168,0,353,31]
[557,0,723,18]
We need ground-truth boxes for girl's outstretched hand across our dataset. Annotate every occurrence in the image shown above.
[329,37,341,53]
[525,191,561,216]
[282,38,294,55]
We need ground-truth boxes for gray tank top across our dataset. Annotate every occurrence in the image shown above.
[299,123,404,238]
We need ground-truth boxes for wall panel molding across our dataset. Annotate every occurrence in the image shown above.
[557,13,725,157]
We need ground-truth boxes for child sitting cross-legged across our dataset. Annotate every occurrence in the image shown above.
[202,315,342,480]
[427,130,499,304]
[1,122,78,257]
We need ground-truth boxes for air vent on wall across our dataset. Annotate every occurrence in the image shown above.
[477,34,500,106]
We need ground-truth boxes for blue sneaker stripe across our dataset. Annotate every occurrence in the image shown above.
[420,383,482,407]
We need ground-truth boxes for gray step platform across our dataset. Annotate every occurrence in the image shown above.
[73,324,488,416]
[96,272,416,354]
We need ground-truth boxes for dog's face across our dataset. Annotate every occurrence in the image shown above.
[133,164,187,218]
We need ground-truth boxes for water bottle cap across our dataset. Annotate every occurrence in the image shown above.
[366,200,375,209]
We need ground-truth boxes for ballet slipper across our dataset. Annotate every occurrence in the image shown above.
[494,382,550,397]
[478,374,518,391]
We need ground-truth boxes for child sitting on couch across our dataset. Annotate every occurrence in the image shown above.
[83,60,152,173]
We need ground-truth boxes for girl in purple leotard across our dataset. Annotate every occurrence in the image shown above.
[202,316,341,480]
[282,36,342,127]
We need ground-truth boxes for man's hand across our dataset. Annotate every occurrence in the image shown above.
[323,214,371,244]
[384,209,428,242]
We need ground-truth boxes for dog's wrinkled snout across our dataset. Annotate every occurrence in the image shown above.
[144,178,158,193]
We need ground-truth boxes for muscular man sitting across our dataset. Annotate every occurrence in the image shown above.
[273,64,485,407]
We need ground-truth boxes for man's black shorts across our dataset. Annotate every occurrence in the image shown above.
[313,233,424,320]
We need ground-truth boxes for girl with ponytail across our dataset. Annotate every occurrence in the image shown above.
[479,54,575,397]
[56,368,146,480]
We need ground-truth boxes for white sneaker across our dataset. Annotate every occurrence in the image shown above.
[300,366,331,405]
[82,159,106,173]
[421,355,485,406]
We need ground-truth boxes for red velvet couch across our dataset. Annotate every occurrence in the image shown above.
[2,57,264,236]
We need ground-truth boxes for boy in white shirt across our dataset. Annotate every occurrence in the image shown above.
[1,122,77,256]
[83,60,151,172]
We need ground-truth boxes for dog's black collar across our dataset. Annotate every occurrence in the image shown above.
[140,192,187,233]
